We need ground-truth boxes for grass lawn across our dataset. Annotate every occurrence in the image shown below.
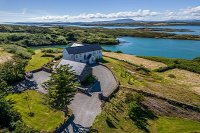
[102,56,200,106]
[92,88,200,133]
[149,117,200,133]
[25,49,53,72]
[6,90,64,132]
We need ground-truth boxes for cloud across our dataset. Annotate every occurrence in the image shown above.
[0,9,49,22]
[31,10,160,21]
[1,6,200,22]
[183,6,200,15]
[164,6,200,20]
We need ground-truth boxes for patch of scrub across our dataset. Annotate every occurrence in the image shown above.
[160,68,200,95]
[0,47,12,64]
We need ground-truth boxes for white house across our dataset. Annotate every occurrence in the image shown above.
[63,43,102,64]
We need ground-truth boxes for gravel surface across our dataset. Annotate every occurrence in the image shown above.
[62,65,118,132]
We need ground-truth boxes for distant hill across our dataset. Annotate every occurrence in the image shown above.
[10,19,200,27]
[94,19,135,24]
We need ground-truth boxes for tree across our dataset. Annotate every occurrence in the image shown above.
[66,32,77,42]
[42,65,79,118]
[0,79,10,94]
[0,92,21,130]
[0,59,26,84]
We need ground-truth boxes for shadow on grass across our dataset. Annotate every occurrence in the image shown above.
[106,117,116,128]
[100,58,109,64]
[129,104,157,133]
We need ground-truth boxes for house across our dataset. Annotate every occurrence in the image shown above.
[57,59,92,82]
[63,44,102,64]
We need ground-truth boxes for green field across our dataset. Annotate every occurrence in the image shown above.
[6,90,64,132]
[102,56,200,104]
[25,49,53,71]
[150,117,200,133]
[138,56,200,74]
[92,88,200,133]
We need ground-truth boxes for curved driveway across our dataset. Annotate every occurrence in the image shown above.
[63,65,118,133]
[92,65,117,97]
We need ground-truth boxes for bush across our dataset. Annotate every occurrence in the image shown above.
[3,45,32,59]
[42,53,55,57]
[193,57,200,63]
[28,112,35,117]
[0,59,26,84]
[155,65,175,72]
[0,93,21,131]
[14,121,39,133]
[168,74,176,78]
[115,50,123,53]
[54,55,63,60]
[106,117,116,128]
[81,74,96,86]
[102,49,111,52]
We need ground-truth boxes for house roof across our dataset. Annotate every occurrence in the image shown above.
[65,44,102,54]
[57,59,87,76]
[71,43,84,47]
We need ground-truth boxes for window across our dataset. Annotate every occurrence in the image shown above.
[76,54,78,58]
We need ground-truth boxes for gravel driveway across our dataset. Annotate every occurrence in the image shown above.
[92,65,118,97]
[62,65,118,133]
[31,71,51,94]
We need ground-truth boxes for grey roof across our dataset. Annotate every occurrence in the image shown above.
[66,44,102,54]
[57,59,86,76]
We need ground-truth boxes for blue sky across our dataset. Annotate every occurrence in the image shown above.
[0,0,200,22]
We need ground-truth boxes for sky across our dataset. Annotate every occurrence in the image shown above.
[0,0,200,22]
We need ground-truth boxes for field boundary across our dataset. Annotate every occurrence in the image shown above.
[121,86,200,112]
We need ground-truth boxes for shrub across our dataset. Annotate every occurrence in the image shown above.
[102,49,111,52]
[168,74,176,78]
[54,55,63,60]
[3,45,32,59]
[155,65,175,72]
[42,54,55,57]
[115,50,123,53]
[81,74,96,86]
[106,117,116,128]
[193,57,200,63]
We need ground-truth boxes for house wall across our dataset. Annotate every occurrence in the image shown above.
[63,49,102,64]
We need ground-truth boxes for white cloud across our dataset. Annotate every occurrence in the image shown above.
[164,6,200,20]
[1,6,200,22]
[31,10,160,21]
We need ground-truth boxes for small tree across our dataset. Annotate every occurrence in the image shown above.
[43,65,79,119]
